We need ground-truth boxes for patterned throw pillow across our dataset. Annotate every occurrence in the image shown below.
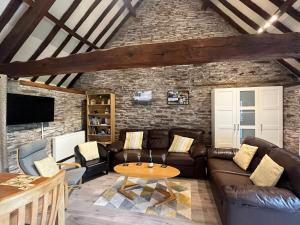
[168,135,194,153]
[123,132,144,150]
[34,155,60,177]
[79,141,99,161]
[250,155,284,187]
[233,144,258,171]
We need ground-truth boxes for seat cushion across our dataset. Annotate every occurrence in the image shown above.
[119,129,148,149]
[208,158,251,175]
[34,155,60,177]
[86,159,108,167]
[168,135,194,153]
[166,152,194,166]
[233,144,258,171]
[66,167,86,186]
[123,132,144,150]
[211,171,253,193]
[78,141,99,161]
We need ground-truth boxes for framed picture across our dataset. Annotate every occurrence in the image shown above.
[133,90,153,105]
[167,90,189,105]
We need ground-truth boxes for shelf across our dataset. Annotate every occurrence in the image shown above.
[89,124,111,127]
[88,114,110,116]
[88,104,110,106]
[88,134,111,137]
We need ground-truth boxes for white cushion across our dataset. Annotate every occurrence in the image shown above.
[168,135,194,153]
[123,132,144,150]
[34,155,60,177]
[233,144,258,171]
[78,141,99,161]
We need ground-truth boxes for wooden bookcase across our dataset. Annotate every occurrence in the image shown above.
[86,93,115,145]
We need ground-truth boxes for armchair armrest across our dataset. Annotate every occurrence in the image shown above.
[190,143,207,158]
[74,146,87,167]
[108,140,124,153]
[224,185,300,212]
[57,162,81,169]
[208,148,239,160]
[97,143,110,161]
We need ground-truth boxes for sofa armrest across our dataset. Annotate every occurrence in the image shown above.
[224,185,300,212]
[108,140,124,153]
[208,148,239,160]
[74,146,87,167]
[190,143,207,158]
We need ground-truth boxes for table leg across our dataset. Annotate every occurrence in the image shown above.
[118,176,139,200]
[154,179,176,207]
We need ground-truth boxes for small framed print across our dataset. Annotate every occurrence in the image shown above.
[167,90,189,105]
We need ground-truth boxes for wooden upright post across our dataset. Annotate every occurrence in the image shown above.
[0,75,7,172]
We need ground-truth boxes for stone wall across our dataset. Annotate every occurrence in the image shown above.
[75,0,298,150]
[284,85,300,153]
[7,81,85,172]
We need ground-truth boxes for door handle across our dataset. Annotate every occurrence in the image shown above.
[261,124,263,132]
[237,124,240,131]
[233,124,236,132]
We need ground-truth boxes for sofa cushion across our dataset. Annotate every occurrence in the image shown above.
[123,131,144,150]
[166,152,194,166]
[34,155,60,177]
[208,158,251,175]
[250,155,284,187]
[168,135,194,153]
[148,129,169,149]
[233,144,258,171]
[169,128,204,144]
[243,136,278,172]
[78,141,99,161]
[119,129,148,149]
[211,172,253,192]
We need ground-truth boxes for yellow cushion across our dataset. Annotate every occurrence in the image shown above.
[78,141,99,161]
[250,155,284,187]
[233,144,258,171]
[34,155,60,177]
[123,132,144,150]
[168,135,194,153]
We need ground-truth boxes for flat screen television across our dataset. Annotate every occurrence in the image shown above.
[7,93,55,125]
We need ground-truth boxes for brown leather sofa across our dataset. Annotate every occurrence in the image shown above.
[208,136,300,225]
[108,128,207,179]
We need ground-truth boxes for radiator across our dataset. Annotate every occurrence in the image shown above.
[52,131,85,162]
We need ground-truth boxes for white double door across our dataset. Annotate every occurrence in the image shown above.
[212,86,283,148]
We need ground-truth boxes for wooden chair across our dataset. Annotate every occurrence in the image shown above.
[0,170,65,225]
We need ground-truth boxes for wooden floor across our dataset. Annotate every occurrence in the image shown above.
[66,173,221,225]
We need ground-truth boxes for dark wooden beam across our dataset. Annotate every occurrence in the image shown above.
[201,0,211,11]
[0,0,56,63]
[1,33,300,77]
[57,74,71,87]
[123,0,136,17]
[29,0,82,61]
[19,80,85,94]
[0,0,22,33]
[44,0,117,85]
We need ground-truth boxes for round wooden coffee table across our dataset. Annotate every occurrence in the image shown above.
[114,163,180,206]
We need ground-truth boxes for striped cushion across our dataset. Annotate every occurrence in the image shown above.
[123,132,144,150]
[168,135,194,153]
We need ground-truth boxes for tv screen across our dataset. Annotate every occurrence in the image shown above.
[7,93,55,125]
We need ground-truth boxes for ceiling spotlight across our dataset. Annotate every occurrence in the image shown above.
[263,22,271,29]
[269,15,279,23]
[257,28,264,34]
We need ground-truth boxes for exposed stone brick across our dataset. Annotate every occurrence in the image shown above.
[7,81,85,172]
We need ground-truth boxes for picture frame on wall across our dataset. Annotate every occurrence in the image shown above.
[167,90,189,105]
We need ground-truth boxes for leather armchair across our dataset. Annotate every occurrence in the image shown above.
[190,143,207,158]
[75,143,110,182]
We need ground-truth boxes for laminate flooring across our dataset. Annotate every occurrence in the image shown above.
[66,173,221,225]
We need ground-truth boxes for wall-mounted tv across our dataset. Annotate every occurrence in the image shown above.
[7,93,55,125]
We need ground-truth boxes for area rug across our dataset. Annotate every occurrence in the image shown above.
[94,177,192,220]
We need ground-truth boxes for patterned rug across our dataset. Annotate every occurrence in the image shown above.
[94,177,192,220]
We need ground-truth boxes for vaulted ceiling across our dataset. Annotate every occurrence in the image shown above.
[0,0,299,90]
[0,0,142,88]
[207,0,300,78]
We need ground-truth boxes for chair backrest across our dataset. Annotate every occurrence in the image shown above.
[18,139,48,176]
[0,170,65,225]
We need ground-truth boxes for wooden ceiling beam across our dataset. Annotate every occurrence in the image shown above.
[0,0,23,33]
[1,33,299,78]
[123,0,136,17]
[0,0,56,63]
[44,0,118,85]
